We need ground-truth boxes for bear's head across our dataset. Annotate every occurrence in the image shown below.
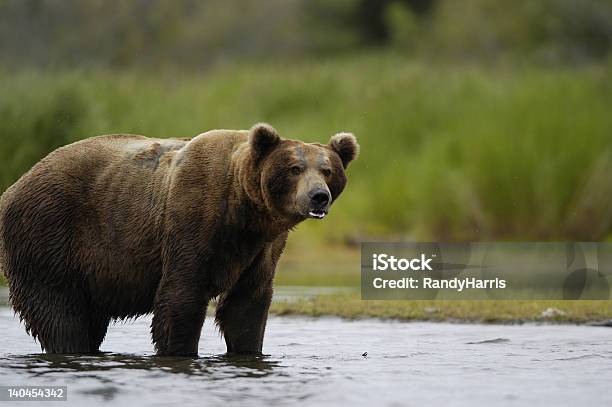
[244,123,359,223]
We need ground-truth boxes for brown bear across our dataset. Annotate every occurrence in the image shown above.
[0,123,358,356]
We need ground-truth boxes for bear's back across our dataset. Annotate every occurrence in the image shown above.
[0,134,195,296]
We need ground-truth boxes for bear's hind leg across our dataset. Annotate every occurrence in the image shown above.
[10,281,95,354]
[33,296,93,354]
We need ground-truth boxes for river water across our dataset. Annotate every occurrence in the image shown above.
[1,289,611,406]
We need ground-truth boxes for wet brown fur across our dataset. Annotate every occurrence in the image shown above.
[0,123,358,356]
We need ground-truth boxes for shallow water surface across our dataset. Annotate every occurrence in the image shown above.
[1,303,611,406]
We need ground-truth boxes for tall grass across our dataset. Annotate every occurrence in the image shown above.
[1,54,612,243]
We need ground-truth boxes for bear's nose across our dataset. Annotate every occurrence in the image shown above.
[309,189,330,206]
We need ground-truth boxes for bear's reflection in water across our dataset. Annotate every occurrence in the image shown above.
[2,353,280,379]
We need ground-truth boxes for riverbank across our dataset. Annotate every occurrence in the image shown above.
[273,245,612,324]
[0,282,610,324]
[270,295,612,324]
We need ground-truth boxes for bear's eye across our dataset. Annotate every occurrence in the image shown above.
[321,168,332,177]
[290,165,303,176]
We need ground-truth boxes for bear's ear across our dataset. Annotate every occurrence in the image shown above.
[249,123,281,160]
[329,132,359,168]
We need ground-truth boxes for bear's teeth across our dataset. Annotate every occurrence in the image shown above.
[309,211,326,219]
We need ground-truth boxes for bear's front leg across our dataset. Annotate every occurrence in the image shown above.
[151,264,211,357]
[216,281,273,354]
[215,237,286,354]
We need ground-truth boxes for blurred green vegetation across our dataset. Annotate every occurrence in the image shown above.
[2,0,612,68]
[2,55,612,243]
[1,0,612,325]
[2,0,612,246]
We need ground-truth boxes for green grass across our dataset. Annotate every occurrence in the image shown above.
[273,245,612,323]
[2,54,612,243]
[275,244,358,286]
[2,55,612,324]
[270,296,612,323]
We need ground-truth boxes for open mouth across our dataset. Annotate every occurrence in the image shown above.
[308,210,327,219]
